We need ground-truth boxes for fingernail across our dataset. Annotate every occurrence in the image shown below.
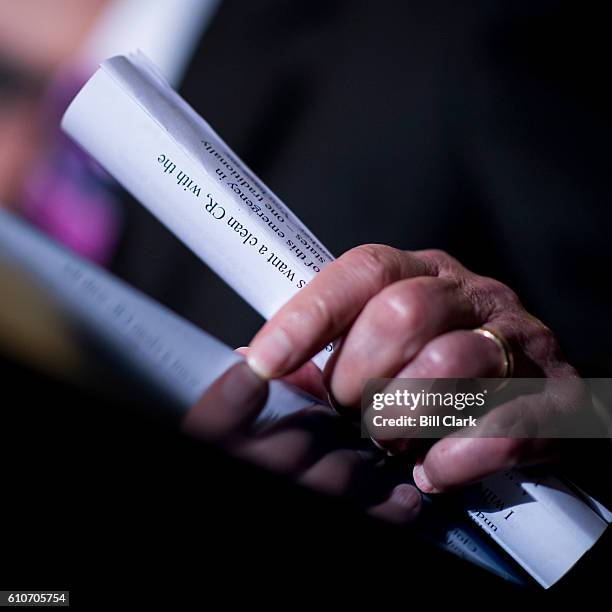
[413,463,437,494]
[247,327,293,379]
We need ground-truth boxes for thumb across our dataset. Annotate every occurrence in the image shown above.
[182,361,268,442]
[413,437,556,493]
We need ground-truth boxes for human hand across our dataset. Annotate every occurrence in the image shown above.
[245,245,579,493]
[182,361,422,524]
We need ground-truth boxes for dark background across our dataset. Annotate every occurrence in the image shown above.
[113,0,612,377]
[2,352,610,606]
[2,0,612,603]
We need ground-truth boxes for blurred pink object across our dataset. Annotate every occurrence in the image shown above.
[20,69,122,266]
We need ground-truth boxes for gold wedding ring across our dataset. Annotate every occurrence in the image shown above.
[473,327,515,380]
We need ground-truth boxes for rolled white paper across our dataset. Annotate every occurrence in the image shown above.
[61,54,609,588]
[62,52,334,367]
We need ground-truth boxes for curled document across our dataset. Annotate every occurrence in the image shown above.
[61,53,609,587]
[0,209,312,423]
[62,51,334,367]
[0,209,526,586]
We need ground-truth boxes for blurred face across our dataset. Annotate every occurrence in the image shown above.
[0,0,107,71]
[0,0,107,203]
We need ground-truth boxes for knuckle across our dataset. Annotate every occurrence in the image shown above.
[523,320,566,366]
[466,276,522,319]
[368,282,429,335]
[307,291,335,330]
[484,278,521,309]
[415,248,451,264]
[420,341,463,376]
[341,244,401,288]
[535,322,557,345]
[414,248,458,273]
[283,287,341,337]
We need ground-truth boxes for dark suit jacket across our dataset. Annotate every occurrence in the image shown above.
[111,0,612,375]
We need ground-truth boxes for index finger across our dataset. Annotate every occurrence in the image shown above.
[247,244,434,379]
